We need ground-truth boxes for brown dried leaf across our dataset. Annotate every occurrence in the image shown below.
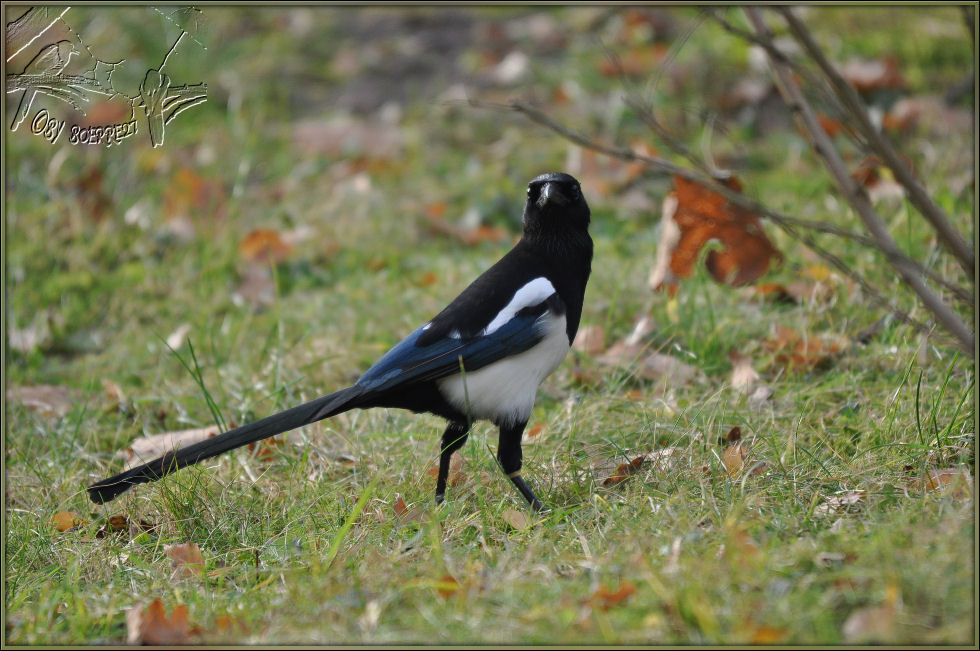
[234,265,276,309]
[51,510,87,532]
[127,599,194,646]
[435,574,460,598]
[165,166,225,221]
[393,495,424,523]
[239,228,293,265]
[909,468,972,497]
[96,514,130,538]
[588,581,637,611]
[652,175,782,292]
[763,326,848,372]
[750,626,789,644]
[842,56,906,93]
[424,454,466,487]
[7,385,74,417]
[213,614,248,637]
[722,443,747,477]
[101,378,126,408]
[165,542,205,579]
[573,324,606,355]
[120,426,221,470]
[841,583,901,643]
[502,509,530,530]
[603,456,645,486]
[246,437,284,462]
[813,490,865,519]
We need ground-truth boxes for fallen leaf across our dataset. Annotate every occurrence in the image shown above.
[127,599,195,646]
[233,265,276,309]
[435,574,460,598]
[842,55,906,94]
[722,443,747,477]
[748,384,775,407]
[120,426,221,469]
[239,229,293,265]
[651,175,782,293]
[643,447,687,473]
[165,542,205,579]
[526,422,546,438]
[816,113,852,138]
[393,495,424,523]
[729,350,761,392]
[165,323,192,351]
[96,514,130,538]
[165,166,225,222]
[573,325,606,355]
[763,326,848,372]
[598,43,668,77]
[813,490,865,519]
[246,437,284,462]
[841,582,901,643]
[415,271,438,287]
[101,378,126,408]
[881,98,920,133]
[909,468,972,497]
[8,318,51,353]
[72,166,113,222]
[814,551,847,568]
[51,510,87,532]
[596,318,699,388]
[750,626,789,644]
[588,581,637,611]
[424,454,467,487]
[393,496,409,516]
[603,456,645,486]
[501,509,530,530]
[213,614,248,637]
[7,385,74,417]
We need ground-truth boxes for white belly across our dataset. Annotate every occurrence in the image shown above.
[437,313,569,426]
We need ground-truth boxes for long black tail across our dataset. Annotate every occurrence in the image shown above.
[88,385,366,504]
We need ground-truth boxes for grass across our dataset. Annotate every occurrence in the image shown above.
[4,6,975,645]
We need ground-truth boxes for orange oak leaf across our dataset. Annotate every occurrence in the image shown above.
[652,176,781,292]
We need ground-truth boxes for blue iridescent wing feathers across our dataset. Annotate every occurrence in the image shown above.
[356,308,550,393]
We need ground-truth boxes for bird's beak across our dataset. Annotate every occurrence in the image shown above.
[536,182,568,208]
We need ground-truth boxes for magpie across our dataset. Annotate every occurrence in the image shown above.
[88,172,592,511]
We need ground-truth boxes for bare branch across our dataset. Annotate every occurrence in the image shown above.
[744,7,973,356]
[468,98,972,306]
[775,6,975,275]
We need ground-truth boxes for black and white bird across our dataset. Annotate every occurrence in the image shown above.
[88,172,592,511]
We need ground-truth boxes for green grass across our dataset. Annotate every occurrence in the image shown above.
[4,6,974,645]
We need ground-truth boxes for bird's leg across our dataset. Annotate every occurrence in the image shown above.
[435,421,470,504]
[497,420,544,512]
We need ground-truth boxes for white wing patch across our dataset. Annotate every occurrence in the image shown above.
[482,277,556,335]
[438,312,569,426]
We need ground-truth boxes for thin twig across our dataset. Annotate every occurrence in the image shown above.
[467,98,972,306]
[700,6,850,126]
[775,6,975,275]
[745,7,973,356]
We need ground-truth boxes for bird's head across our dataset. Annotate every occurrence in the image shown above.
[522,172,590,241]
